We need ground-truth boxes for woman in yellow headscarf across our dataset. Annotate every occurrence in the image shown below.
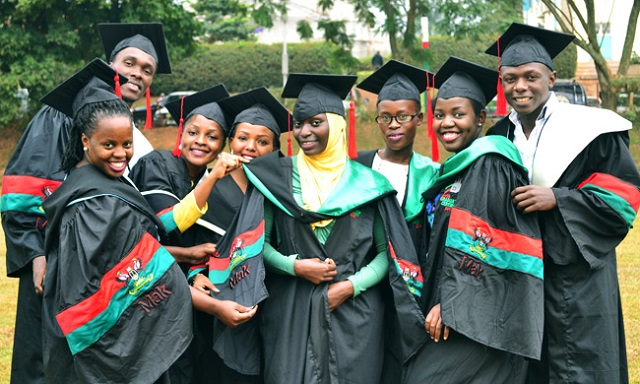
[242,74,428,384]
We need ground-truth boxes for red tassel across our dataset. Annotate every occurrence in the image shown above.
[113,71,122,99]
[348,97,357,159]
[495,37,508,116]
[172,96,186,157]
[426,73,439,162]
[144,88,153,130]
[286,109,292,156]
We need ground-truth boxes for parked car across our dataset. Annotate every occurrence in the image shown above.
[153,91,195,126]
[131,103,159,128]
[552,80,588,105]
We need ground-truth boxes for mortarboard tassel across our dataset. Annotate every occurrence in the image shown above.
[495,37,508,116]
[113,71,122,99]
[347,91,357,158]
[287,109,293,156]
[144,88,153,129]
[172,96,186,157]
[426,73,439,162]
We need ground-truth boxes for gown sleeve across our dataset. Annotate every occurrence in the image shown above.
[1,106,71,275]
[552,131,640,268]
[129,153,207,235]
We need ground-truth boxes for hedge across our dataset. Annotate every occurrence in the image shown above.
[150,41,357,95]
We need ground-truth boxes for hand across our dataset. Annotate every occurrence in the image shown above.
[180,243,217,265]
[425,304,449,342]
[193,273,219,294]
[213,300,258,328]
[210,152,250,180]
[294,258,337,285]
[32,256,46,296]
[327,280,354,312]
[511,185,557,213]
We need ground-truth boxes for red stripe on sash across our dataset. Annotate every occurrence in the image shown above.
[578,172,640,213]
[449,208,542,259]
[1,175,62,196]
[56,233,160,335]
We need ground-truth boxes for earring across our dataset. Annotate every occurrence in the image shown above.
[83,147,88,152]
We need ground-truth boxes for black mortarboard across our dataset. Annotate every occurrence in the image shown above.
[434,56,498,106]
[98,22,171,74]
[217,87,291,137]
[41,58,129,117]
[282,73,357,121]
[485,22,575,69]
[165,85,230,135]
[357,60,435,104]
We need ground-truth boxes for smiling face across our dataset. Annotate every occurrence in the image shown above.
[110,47,157,106]
[180,114,225,177]
[81,115,134,178]
[376,99,422,154]
[500,62,556,119]
[293,113,330,156]
[433,97,485,153]
[229,123,277,160]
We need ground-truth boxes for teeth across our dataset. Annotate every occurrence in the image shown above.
[443,132,459,140]
[515,97,530,101]
[112,162,125,168]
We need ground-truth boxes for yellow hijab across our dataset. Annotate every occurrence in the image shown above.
[296,113,347,227]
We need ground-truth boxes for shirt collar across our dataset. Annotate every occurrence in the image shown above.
[508,91,558,126]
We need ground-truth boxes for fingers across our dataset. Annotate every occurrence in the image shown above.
[443,326,450,341]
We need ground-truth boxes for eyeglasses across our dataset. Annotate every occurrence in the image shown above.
[375,112,419,125]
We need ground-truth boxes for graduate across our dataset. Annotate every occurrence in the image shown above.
[485,23,640,383]
[129,85,258,383]
[242,74,427,383]
[0,24,170,383]
[39,60,193,384]
[401,56,544,383]
[356,60,440,261]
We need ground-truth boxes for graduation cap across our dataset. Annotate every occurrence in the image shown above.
[485,22,575,69]
[217,87,291,139]
[98,22,171,74]
[41,58,129,117]
[165,85,230,156]
[357,60,435,104]
[282,73,357,121]
[434,56,498,107]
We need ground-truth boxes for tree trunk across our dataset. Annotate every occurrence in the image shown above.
[617,0,640,76]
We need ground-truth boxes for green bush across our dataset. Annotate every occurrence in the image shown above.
[151,41,358,95]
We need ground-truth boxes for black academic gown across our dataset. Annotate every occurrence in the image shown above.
[403,137,543,383]
[130,150,261,384]
[245,152,428,384]
[355,150,438,264]
[41,164,192,384]
[0,105,71,384]
[487,113,640,383]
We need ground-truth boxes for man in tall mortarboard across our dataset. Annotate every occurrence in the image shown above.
[98,22,172,170]
[403,56,543,384]
[485,22,640,383]
[356,60,440,263]
[0,22,172,384]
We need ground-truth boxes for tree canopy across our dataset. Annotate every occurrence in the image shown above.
[0,0,201,126]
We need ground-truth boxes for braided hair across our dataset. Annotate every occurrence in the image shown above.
[61,99,132,172]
